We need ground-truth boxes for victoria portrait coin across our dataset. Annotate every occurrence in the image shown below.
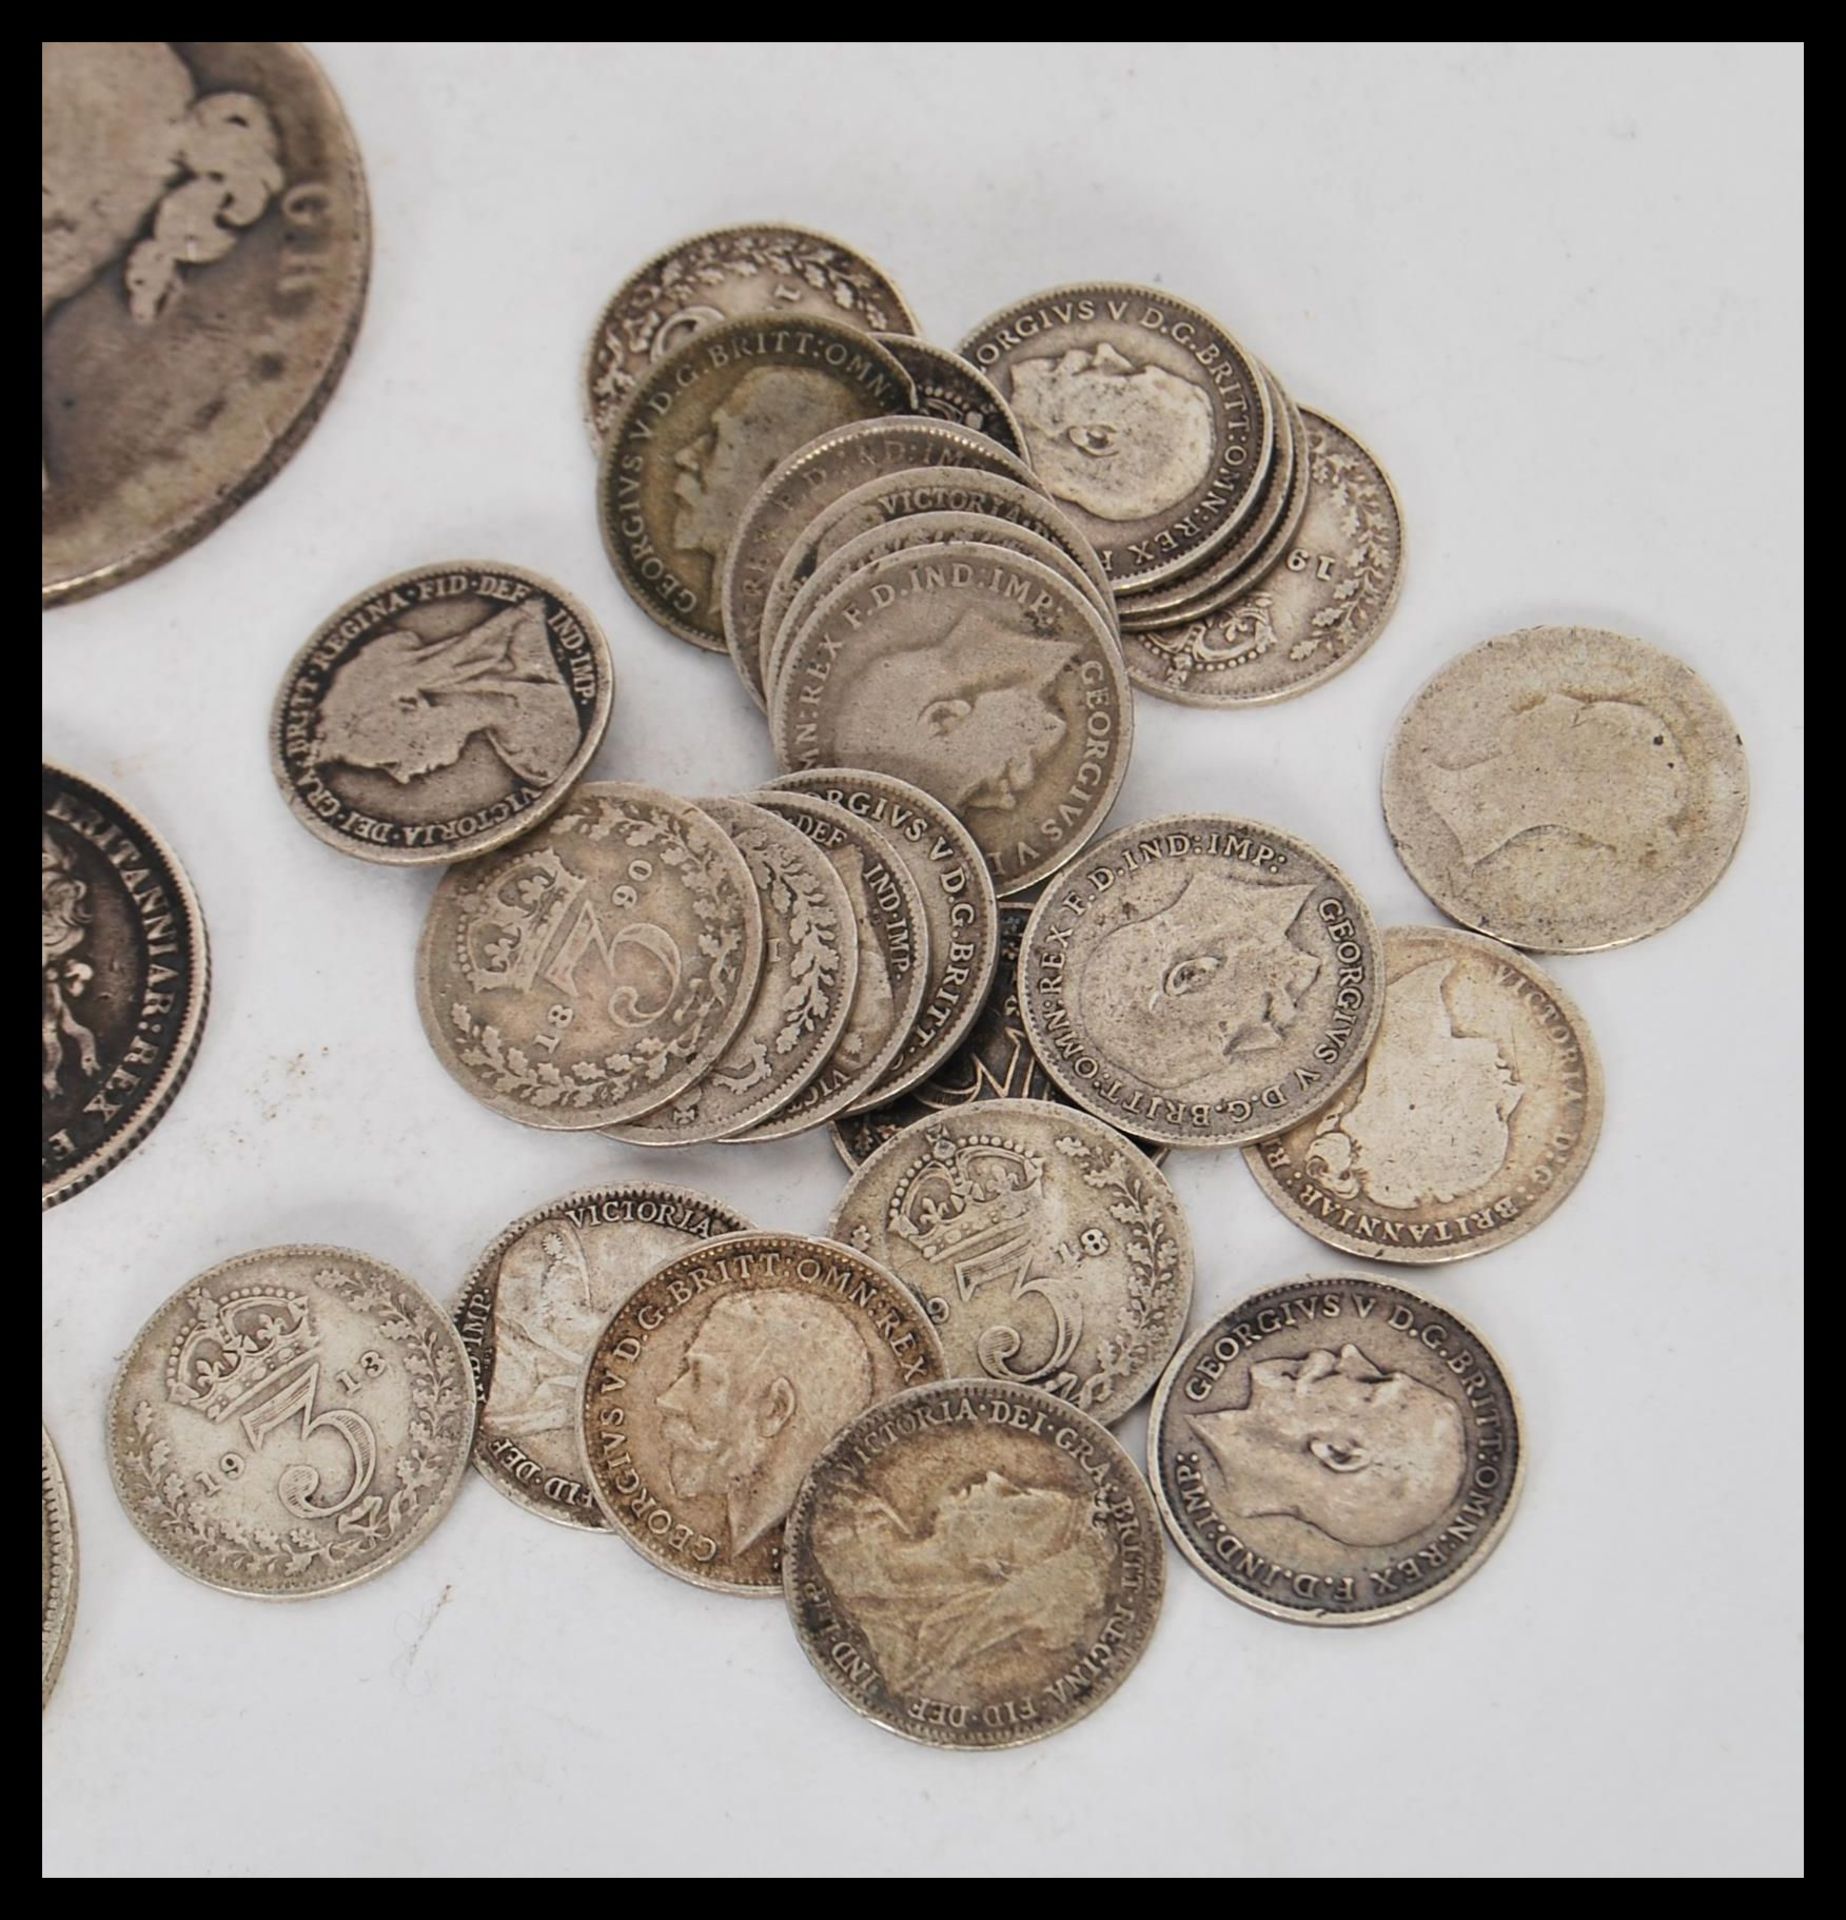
[42,1425,77,1707]
[876,335,1026,458]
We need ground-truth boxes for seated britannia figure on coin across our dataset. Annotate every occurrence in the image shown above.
[1191,1344,1467,1549]
[1306,959,1523,1210]
[656,1291,876,1555]
[1007,341,1214,521]
[484,1221,613,1439]
[42,828,100,1096]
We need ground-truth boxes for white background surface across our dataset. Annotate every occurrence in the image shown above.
[42,41,1803,1879]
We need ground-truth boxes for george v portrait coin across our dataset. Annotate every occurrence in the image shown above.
[42,1425,77,1707]
[876,335,1026,459]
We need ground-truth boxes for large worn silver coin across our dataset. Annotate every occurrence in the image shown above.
[107,1247,474,1599]
[876,335,1026,458]
[42,1425,77,1708]
[583,223,919,445]
[580,1231,943,1593]
[416,783,763,1130]
[42,765,210,1208]
[597,317,914,651]
[783,1379,1164,1748]
[1018,814,1383,1148]
[271,562,615,866]
[454,1183,751,1530]
[1383,628,1749,952]
[1247,926,1603,1263]
[958,282,1273,592]
[1150,1276,1522,1625]
[43,43,369,608]
[829,1099,1193,1425]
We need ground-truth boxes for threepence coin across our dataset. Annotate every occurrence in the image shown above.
[42,1426,77,1707]
[43,42,369,607]
[876,335,1026,458]
[580,1232,943,1593]
[42,765,209,1208]
[783,1379,1164,1748]
[271,562,615,866]
[1246,926,1603,1263]
[1150,1276,1522,1625]
[455,1183,751,1529]
[107,1247,473,1599]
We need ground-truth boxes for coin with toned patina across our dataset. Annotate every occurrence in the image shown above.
[416,783,763,1130]
[830,1100,1193,1425]
[876,335,1026,459]
[107,1247,474,1599]
[1383,628,1749,952]
[1247,926,1602,1262]
[1018,814,1383,1148]
[580,1232,943,1593]
[1150,1275,1522,1625]
[454,1183,752,1529]
[597,317,915,651]
[958,283,1272,591]
[783,1378,1164,1747]
[270,562,615,866]
[42,765,210,1208]
[772,543,1133,896]
[43,43,369,607]
[42,1426,77,1708]
[583,224,919,444]
[604,798,858,1144]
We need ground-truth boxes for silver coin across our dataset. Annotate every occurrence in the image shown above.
[271,561,616,866]
[415,783,764,1130]
[454,1183,752,1530]
[783,1378,1164,1748]
[1018,814,1384,1148]
[1383,628,1750,952]
[829,1099,1194,1424]
[1149,1275,1523,1625]
[580,1231,943,1593]
[107,1246,474,1599]
[874,334,1026,458]
[43,42,369,607]
[42,1425,77,1708]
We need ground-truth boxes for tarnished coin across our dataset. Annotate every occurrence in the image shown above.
[1247,927,1603,1263]
[42,765,210,1209]
[270,562,615,866]
[1018,814,1383,1148]
[107,1247,473,1599]
[829,1100,1193,1425]
[42,1426,77,1708]
[763,770,999,1103]
[455,1183,752,1529]
[43,43,369,608]
[723,417,1036,707]
[597,317,915,651]
[772,543,1133,896]
[416,783,763,1130]
[583,224,919,444]
[875,335,1026,459]
[604,798,858,1144]
[783,1379,1164,1748]
[1383,628,1749,952]
[1150,1276,1522,1625]
[958,282,1273,591]
[731,792,929,1136]
[580,1232,943,1593]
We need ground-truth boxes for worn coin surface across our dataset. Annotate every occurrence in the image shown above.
[783,1379,1164,1748]
[1150,1275,1522,1625]
[580,1232,944,1593]
[604,798,858,1144]
[876,335,1026,458]
[107,1247,474,1599]
[271,562,615,866]
[42,765,210,1208]
[583,223,919,444]
[1247,927,1602,1263]
[1019,814,1383,1148]
[597,317,914,651]
[416,783,763,1129]
[43,42,370,607]
[773,543,1133,896]
[958,282,1272,591]
[830,1100,1193,1425]
[42,1426,77,1708]
[1383,628,1749,952]
[764,770,998,1103]
[454,1183,752,1529]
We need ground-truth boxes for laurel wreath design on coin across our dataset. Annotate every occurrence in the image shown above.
[1292,427,1396,661]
